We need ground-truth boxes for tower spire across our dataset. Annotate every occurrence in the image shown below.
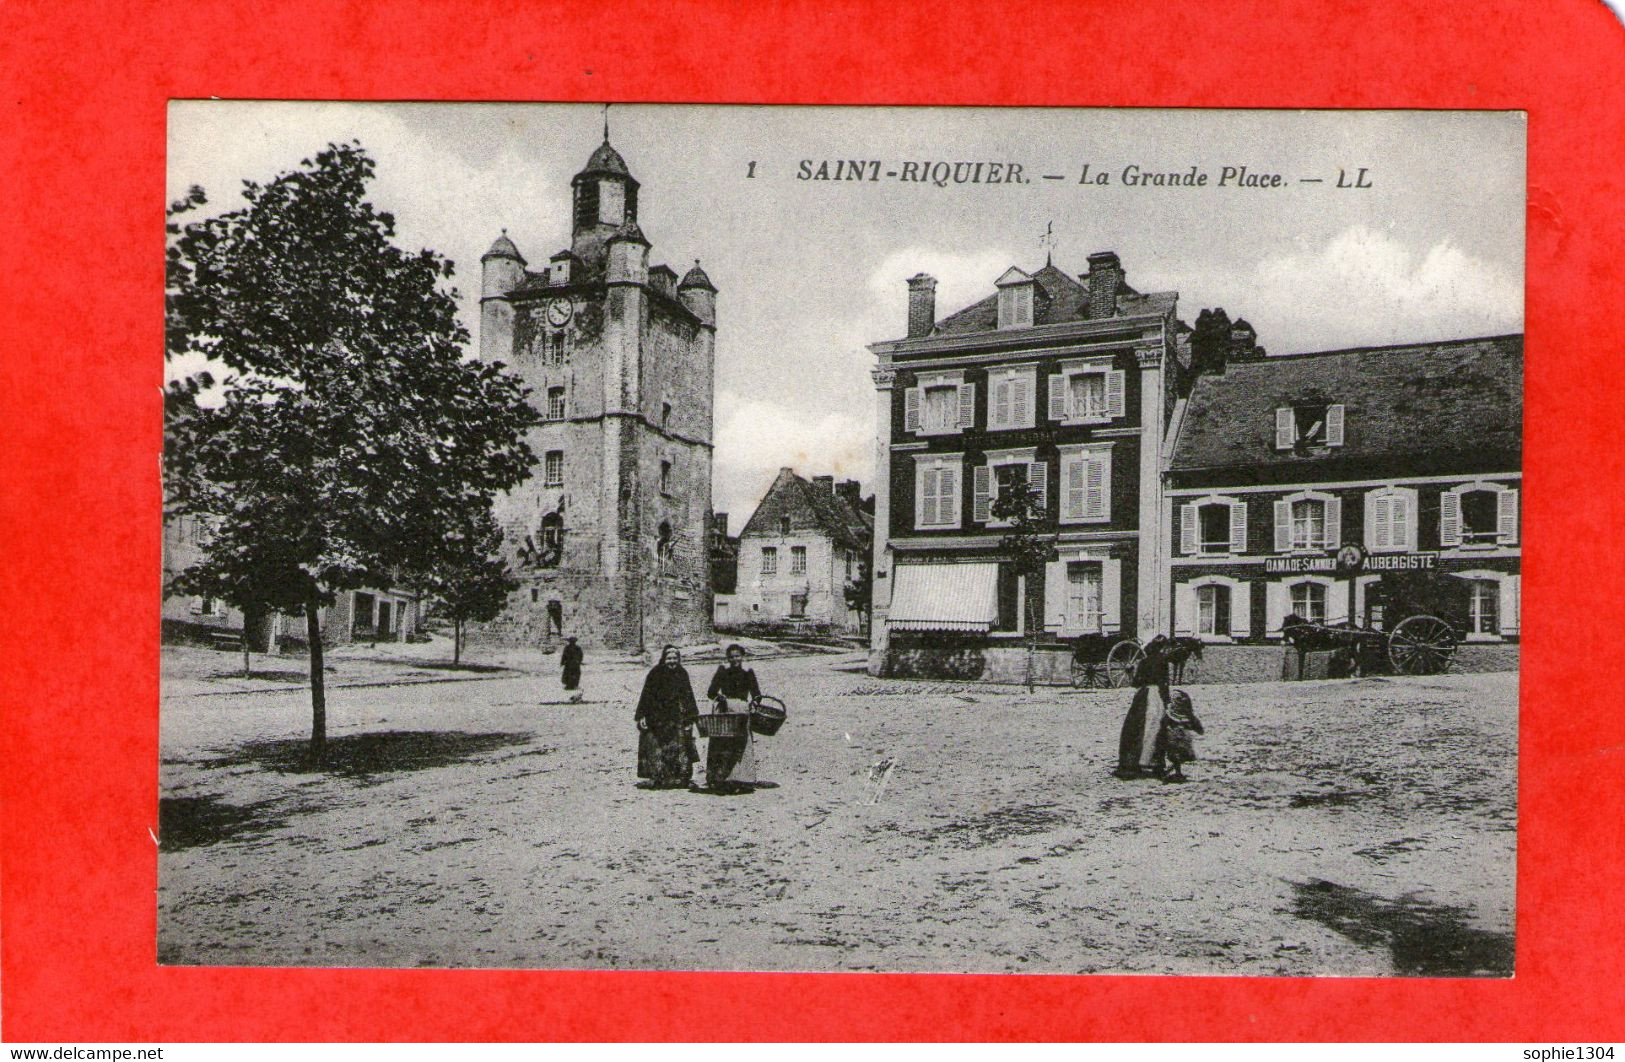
[602,102,610,142]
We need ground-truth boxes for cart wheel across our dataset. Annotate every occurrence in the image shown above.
[1071,661,1112,689]
[1105,640,1145,688]
[1388,615,1459,675]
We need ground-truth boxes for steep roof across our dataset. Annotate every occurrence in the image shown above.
[1170,334,1523,474]
[482,233,524,261]
[740,469,873,551]
[577,139,632,179]
[930,262,1165,336]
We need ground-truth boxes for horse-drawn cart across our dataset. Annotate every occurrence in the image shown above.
[1280,611,1460,675]
[1070,635,1204,689]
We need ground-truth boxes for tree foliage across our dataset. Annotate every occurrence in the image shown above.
[993,478,1058,690]
[844,559,874,634]
[414,505,519,665]
[164,143,542,761]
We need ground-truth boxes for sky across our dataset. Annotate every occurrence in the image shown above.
[168,103,1525,528]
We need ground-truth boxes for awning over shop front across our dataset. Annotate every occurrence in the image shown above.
[886,561,1000,633]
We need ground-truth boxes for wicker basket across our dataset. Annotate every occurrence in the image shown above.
[750,696,788,736]
[694,712,750,738]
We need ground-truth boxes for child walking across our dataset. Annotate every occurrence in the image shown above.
[1158,689,1205,782]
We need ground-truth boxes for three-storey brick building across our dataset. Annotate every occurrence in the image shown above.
[868,252,1185,680]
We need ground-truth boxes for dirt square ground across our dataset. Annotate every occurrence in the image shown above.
[158,647,1516,975]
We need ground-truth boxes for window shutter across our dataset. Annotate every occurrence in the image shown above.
[904,387,921,433]
[916,467,935,527]
[1324,495,1342,549]
[1101,558,1122,633]
[1326,579,1350,624]
[1398,488,1417,551]
[1064,456,1087,521]
[1369,495,1389,551]
[1028,460,1048,515]
[1048,374,1067,421]
[990,378,1008,428]
[1500,574,1520,635]
[1265,581,1288,636]
[1085,452,1109,520]
[972,464,991,522]
[1174,582,1197,637]
[958,383,976,429]
[1498,487,1519,544]
[1440,489,1462,547]
[1326,403,1346,447]
[1015,374,1033,426]
[1107,370,1126,419]
[941,463,962,526]
[1274,499,1292,551]
[1230,501,1248,554]
[1043,560,1067,630]
[1275,407,1294,450]
[1230,580,1252,637]
[1180,503,1197,555]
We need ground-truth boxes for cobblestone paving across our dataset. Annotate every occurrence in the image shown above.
[158,650,1516,975]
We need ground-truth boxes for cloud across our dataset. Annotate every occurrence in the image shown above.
[864,245,1016,322]
[712,390,872,531]
[1241,225,1523,352]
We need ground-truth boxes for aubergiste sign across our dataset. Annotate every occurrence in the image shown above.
[1265,552,1439,574]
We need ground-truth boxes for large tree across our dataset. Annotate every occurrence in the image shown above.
[164,143,541,764]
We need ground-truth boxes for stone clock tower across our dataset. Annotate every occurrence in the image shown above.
[476,132,717,652]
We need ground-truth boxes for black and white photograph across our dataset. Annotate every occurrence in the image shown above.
[160,103,1523,976]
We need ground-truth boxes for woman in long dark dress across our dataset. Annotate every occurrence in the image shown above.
[560,636,583,691]
[704,644,762,792]
[1116,634,1172,778]
[635,645,699,788]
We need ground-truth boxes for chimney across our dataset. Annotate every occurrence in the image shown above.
[1085,252,1123,319]
[906,273,937,338]
[713,512,729,537]
[812,474,835,496]
[836,479,862,508]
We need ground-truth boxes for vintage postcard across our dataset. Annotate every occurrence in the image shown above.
[159,103,1522,976]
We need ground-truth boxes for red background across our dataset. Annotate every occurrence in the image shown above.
[3,0,1623,1042]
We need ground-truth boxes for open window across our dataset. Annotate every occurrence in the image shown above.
[1441,483,1519,548]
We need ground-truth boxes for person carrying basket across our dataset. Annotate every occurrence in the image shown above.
[703,644,762,793]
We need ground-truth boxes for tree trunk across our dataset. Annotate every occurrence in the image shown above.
[305,596,327,767]
[242,631,251,679]
[454,617,462,666]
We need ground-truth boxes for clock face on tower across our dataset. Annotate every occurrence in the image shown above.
[546,299,572,327]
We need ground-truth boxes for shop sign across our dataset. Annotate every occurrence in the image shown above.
[1265,551,1438,574]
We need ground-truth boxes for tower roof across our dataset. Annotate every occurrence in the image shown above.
[482,232,525,262]
[679,261,716,292]
[577,138,632,180]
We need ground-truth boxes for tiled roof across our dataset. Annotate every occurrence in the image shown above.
[482,233,524,261]
[741,469,873,551]
[679,261,716,291]
[578,139,631,179]
[1170,334,1523,473]
[932,262,1165,336]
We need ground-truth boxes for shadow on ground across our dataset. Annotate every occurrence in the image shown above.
[207,669,310,683]
[158,795,286,852]
[1289,878,1514,977]
[198,730,535,782]
[413,661,511,674]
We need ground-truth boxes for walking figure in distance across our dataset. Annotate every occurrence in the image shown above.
[560,635,584,703]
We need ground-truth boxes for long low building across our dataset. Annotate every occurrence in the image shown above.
[1165,333,1521,682]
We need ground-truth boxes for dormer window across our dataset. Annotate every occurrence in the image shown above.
[994,268,1035,329]
[1275,403,1346,450]
[598,180,625,225]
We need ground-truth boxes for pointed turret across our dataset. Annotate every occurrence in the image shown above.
[678,260,717,326]
[571,136,641,268]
